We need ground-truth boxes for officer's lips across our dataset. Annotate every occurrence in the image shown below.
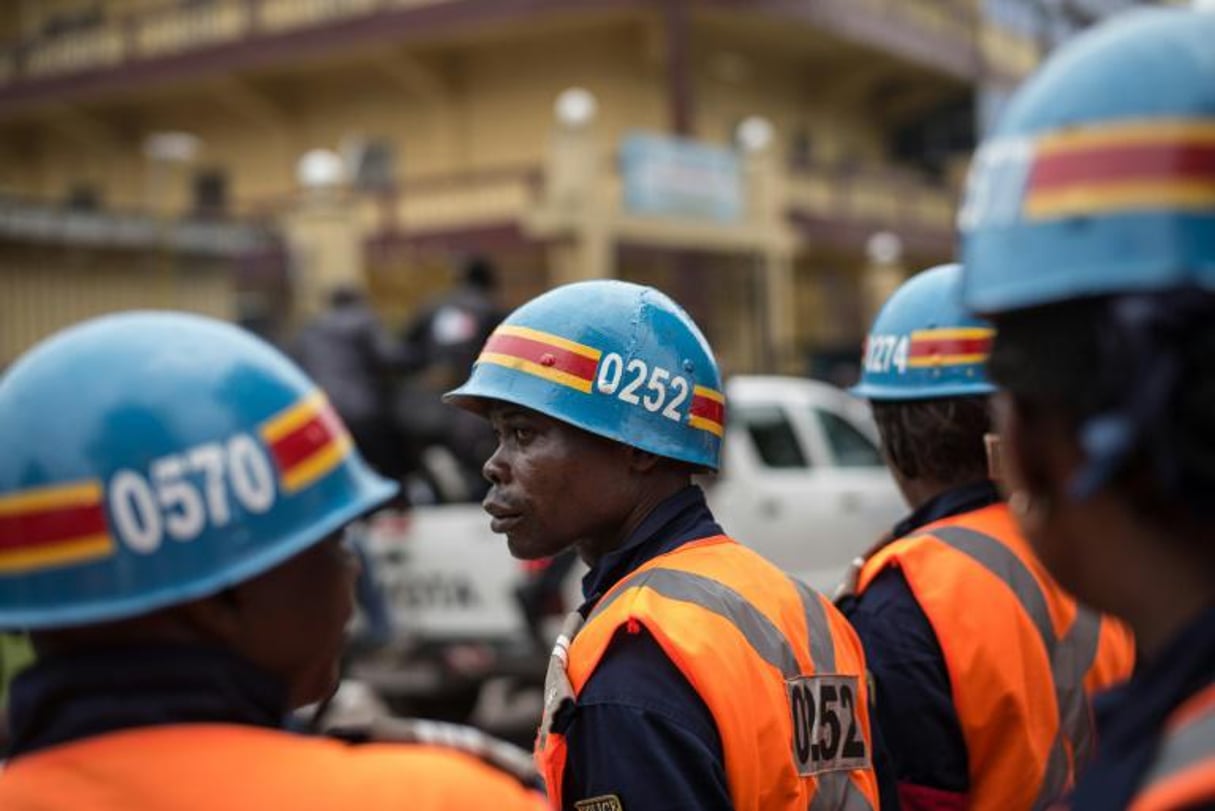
[483,498,523,533]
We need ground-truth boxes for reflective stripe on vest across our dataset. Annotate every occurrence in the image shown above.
[790,578,872,811]
[588,567,800,672]
[932,526,1103,809]
[588,567,874,811]
[1130,692,1215,811]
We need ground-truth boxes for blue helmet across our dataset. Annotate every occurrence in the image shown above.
[851,263,995,401]
[445,280,724,470]
[960,7,1215,315]
[0,312,397,630]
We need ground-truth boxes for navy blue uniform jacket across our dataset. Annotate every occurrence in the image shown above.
[837,480,1002,811]
[7,645,287,760]
[555,485,733,811]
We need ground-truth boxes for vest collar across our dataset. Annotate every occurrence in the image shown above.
[579,485,723,612]
[891,480,1001,540]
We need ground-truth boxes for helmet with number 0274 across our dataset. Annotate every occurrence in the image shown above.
[0,312,397,630]
[959,6,1215,315]
[444,280,725,471]
[850,263,995,402]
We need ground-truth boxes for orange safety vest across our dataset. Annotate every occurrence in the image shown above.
[0,723,547,811]
[1128,682,1215,811]
[537,535,880,811]
[855,503,1136,811]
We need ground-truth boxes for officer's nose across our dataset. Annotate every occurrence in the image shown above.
[483,443,510,486]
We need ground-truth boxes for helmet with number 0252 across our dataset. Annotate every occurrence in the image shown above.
[0,312,397,630]
[850,263,995,402]
[444,280,725,471]
[959,6,1215,316]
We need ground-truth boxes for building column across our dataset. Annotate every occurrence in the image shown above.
[861,231,907,329]
[763,249,799,374]
[546,226,612,288]
[742,124,797,373]
[281,189,364,327]
[662,0,694,136]
[540,89,614,286]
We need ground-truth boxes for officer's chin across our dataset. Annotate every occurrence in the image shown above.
[504,529,554,562]
[289,656,344,712]
[292,668,346,733]
[504,532,534,560]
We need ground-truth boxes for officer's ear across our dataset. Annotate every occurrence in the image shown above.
[995,391,1080,532]
[627,448,699,481]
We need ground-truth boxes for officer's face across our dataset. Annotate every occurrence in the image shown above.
[482,403,638,562]
[227,532,359,708]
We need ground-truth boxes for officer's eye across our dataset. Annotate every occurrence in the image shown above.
[490,411,537,444]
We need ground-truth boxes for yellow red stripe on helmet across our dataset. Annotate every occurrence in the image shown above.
[907,327,994,369]
[1025,119,1215,220]
[260,391,354,494]
[0,480,115,574]
[477,325,603,394]
[689,385,725,437]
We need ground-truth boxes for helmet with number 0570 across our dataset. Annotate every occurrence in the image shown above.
[0,312,397,630]
[444,280,725,470]
[959,7,1215,315]
[851,263,995,401]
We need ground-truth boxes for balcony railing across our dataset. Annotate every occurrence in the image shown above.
[846,0,977,48]
[0,195,278,256]
[0,156,952,262]
[343,164,544,240]
[785,164,957,252]
[0,0,457,85]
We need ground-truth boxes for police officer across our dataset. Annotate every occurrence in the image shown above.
[838,264,1135,811]
[445,280,880,811]
[959,6,1215,809]
[0,312,545,810]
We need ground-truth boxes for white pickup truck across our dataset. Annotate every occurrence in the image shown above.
[354,376,904,727]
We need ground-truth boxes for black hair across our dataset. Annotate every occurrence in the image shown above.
[871,395,992,485]
[461,256,498,291]
[328,285,364,308]
[989,290,1215,526]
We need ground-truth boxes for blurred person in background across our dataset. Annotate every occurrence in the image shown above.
[293,285,403,647]
[293,285,406,481]
[396,255,505,503]
[0,312,545,810]
[837,263,1135,811]
[402,255,505,393]
[959,7,1215,809]
[446,280,879,811]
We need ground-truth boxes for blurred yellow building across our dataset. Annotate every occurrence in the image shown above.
[0,0,1076,373]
